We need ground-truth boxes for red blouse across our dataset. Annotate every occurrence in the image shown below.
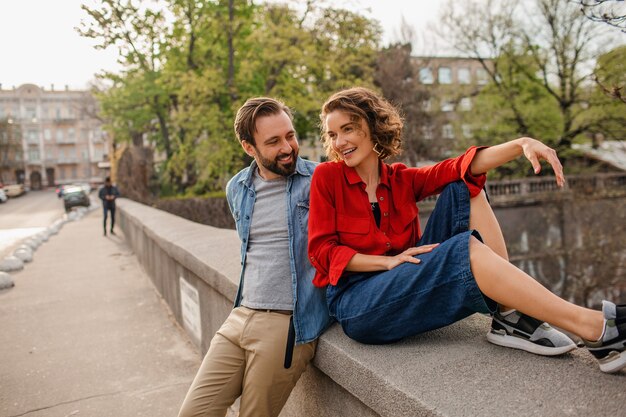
[307,146,487,287]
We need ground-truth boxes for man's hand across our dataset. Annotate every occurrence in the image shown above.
[386,243,439,270]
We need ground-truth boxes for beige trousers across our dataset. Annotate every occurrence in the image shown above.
[178,307,317,417]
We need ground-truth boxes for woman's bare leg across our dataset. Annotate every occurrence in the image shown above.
[469,190,508,261]
[469,191,514,311]
[468,236,604,341]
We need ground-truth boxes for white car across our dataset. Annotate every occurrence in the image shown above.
[0,188,7,203]
[3,183,26,197]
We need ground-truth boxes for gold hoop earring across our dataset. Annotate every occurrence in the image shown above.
[373,143,384,158]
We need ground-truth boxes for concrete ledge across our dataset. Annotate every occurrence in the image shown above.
[117,199,625,417]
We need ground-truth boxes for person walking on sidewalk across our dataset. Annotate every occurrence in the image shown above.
[177,97,332,417]
[98,177,120,236]
[308,87,626,374]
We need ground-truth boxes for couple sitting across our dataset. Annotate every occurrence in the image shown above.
[177,87,626,417]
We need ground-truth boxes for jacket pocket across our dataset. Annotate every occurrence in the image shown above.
[297,200,309,230]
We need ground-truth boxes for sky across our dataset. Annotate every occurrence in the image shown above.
[0,0,445,90]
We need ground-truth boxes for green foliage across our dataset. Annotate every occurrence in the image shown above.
[79,0,381,196]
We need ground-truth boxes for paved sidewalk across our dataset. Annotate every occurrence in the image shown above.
[0,209,200,417]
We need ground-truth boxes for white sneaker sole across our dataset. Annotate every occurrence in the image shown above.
[486,331,577,356]
[599,350,626,373]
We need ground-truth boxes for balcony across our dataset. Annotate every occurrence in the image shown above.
[53,118,77,125]
[56,157,79,164]
[56,137,77,145]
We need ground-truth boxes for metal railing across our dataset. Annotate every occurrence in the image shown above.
[418,173,626,206]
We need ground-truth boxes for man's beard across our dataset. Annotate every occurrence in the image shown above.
[256,148,298,177]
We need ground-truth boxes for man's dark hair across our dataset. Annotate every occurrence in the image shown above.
[105,177,111,183]
[234,97,292,146]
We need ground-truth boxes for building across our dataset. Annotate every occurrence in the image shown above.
[411,56,492,158]
[0,83,109,189]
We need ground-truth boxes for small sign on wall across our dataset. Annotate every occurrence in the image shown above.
[180,276,202,343]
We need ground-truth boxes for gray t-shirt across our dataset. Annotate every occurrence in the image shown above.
[241,170,293,311]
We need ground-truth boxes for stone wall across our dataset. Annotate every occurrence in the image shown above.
[117,198,625,417]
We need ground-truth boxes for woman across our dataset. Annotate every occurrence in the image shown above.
[307,87,625,373]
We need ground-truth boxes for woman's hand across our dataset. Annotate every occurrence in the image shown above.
[520,137,565,187]
[386,243,440,270]
[470,137,565,187]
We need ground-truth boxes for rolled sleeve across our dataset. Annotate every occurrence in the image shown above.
[328,246,357,286]
[459,146,488,197]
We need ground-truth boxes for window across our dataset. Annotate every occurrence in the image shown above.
[421,126,434,140]
[59,167,65,180]
[26,107,37,119]
[0,107,4,118]
[68,128,75,141]
[422,99,432,112]
[462,124,472,138]
[442,124,454,139]
[476,68,489,85]
[458,68,471,84]
[44,129,51,140]
[56,129,64,142]
[56,107,61,120]
[27,129,38,143]
[441,100,454,112]
[419,68,434,84]
[29,148,40,161]
[82,150,89,161]
[459,97,472,111]
[438,67,452,84]
[71,167,77,178]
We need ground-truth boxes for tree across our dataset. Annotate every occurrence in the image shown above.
[0,120,23,184]
[374,42,432,165]
[439,0,625,174]
[77,0,173,157]
[578,0,626,32]
[79,0,382,195]
[593,44,626,104]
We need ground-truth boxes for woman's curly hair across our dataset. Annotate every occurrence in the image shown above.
[320,87,404,161]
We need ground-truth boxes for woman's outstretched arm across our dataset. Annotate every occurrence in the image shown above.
[469,137,565,187]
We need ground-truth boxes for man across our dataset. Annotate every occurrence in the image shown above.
[98,177,120,236]
[177,97,332,417]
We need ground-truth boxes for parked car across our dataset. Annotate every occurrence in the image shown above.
[0,188,7,203]
[77,182,92,195]
[3,183,26,197]
[62,186,91,212]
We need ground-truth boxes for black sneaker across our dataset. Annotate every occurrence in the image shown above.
[487,309,576,356]
[584,300,626,373]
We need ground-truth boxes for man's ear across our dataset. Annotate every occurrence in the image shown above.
[241,140,256,158]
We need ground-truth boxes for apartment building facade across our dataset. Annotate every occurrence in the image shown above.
[411,56,491,158]
[0,83,109,189]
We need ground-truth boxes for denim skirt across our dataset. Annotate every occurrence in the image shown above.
[326,181,497,344]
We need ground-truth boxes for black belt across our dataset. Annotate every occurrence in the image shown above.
[248,308,292,315]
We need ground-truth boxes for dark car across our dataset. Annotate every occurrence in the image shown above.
[62,186,90,212]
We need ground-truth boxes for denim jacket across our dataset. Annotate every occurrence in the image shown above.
[226,157,332,344]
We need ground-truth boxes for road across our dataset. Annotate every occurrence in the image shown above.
[0,189,94,257]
